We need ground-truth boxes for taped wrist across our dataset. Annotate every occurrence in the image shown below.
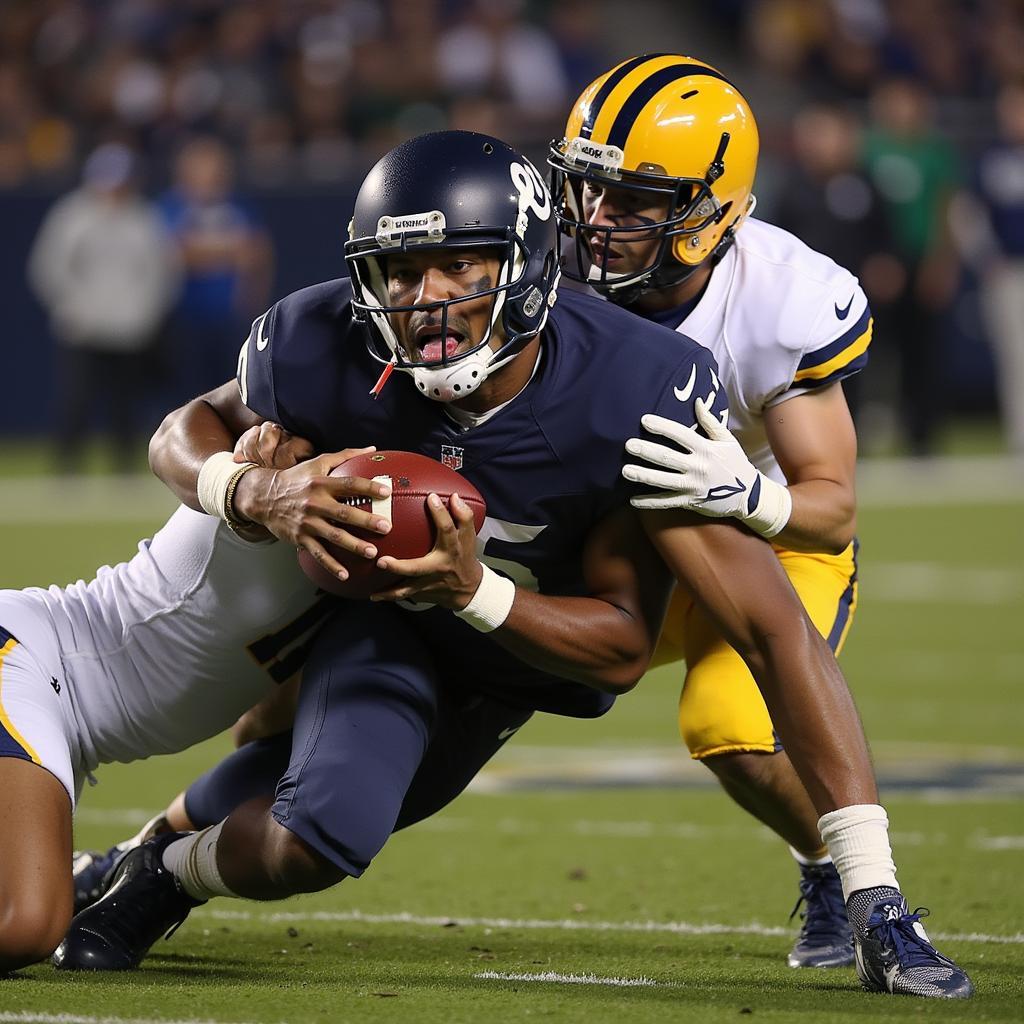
[454,564,516,633]
[197,451,259,533]
[744,473,793,539]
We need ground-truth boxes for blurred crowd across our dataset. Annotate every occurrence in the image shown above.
[5,0,1024,463]
[0,0,602,189]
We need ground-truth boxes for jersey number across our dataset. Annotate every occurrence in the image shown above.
[398,516,544,612]
[245,595,336,684]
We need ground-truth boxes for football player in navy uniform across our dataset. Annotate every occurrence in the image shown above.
[549,56,972,997]
[55,132,970,1000]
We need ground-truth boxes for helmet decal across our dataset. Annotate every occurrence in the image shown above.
[510,160,551,223]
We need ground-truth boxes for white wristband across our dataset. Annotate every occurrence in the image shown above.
[454,564,516,633]
[745,473,793,540]
[197,451,257,522]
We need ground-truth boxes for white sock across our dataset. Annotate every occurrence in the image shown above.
[161,821,238,901]
[789,845,832,868]
[818,803,899,902]
[118,810,170,852]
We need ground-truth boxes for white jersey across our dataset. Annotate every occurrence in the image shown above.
[0,506,325,784]
[673,218,872,484]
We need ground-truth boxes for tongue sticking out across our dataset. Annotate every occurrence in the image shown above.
[421,335,462,362]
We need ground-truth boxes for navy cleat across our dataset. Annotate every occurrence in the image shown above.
[848,887,975,999]
[54,832,203,971]
[72,847,125,915]
[72,813,172,914]
[787,861,854,968]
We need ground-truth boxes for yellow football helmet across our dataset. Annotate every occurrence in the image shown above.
[548,54,759,302]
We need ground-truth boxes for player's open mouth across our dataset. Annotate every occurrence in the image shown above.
[590,239,624,264]
[413,326,466,363]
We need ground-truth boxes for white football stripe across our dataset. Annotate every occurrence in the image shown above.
[370,474,392,524]
[193,907,1024,945]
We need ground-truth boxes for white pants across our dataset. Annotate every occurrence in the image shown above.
[0,595,79,806]
[981,261,1024,454]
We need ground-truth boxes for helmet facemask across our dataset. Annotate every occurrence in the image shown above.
[347,225,540,403]
[550,132,735,305]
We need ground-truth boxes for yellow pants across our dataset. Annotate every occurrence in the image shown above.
[651,541,858,759]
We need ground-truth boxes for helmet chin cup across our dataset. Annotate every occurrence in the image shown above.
[407,349,492,402]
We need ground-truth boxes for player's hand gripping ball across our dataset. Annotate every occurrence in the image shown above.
[297,450,486,598]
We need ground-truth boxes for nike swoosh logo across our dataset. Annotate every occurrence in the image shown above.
[254,311,271,351]
[673,364,697,403]
[835,295,854,320]
[498,726,521,741]
[695,477,746,505]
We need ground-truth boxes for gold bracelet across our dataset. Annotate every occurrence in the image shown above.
[223,462,261,537]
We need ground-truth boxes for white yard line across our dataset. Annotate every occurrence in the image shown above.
[194,907,1024,945]
[0,1016,244,1024]
[475,970,675,987]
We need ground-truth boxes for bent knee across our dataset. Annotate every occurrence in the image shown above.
[0,898,70,971]
[266,824,347,895]
[702,749,780,787]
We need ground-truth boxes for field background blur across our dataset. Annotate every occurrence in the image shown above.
[1,1,1022,1021]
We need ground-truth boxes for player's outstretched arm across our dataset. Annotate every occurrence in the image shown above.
[623,383,857,554]
[640,509,876,816]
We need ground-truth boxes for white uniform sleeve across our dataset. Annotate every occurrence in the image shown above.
[767,281,873,408]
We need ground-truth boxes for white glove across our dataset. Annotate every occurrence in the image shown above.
[622,397,792,539]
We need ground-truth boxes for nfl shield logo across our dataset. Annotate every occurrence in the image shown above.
[440,445,464,471]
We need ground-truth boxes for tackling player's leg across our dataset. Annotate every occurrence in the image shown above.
[55,602,532,970]
[71,698,299,915]
[0,623,75,972]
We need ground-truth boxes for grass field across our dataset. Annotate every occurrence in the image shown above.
[1,449,1022,1023]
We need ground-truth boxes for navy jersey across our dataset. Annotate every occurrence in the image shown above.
[238,281,728,717]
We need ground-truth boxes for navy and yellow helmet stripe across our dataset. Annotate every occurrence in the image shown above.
[579,55,738,150]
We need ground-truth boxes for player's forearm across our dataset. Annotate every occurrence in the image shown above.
[149,398,241,510]
[772,478,856,554]
[488,590,653,693]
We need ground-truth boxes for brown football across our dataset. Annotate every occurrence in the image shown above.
[296,450,487,598]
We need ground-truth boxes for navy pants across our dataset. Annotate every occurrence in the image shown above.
[185,602,531,876]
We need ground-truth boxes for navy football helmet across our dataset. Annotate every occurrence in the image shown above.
[345,131,559,401]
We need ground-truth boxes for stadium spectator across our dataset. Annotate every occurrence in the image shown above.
[158,135,272,403]
[971,82,1024,456]
[27,141,180,473]
[436,0,570,145]
[774,102,904,425]
[863,77,960,455]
